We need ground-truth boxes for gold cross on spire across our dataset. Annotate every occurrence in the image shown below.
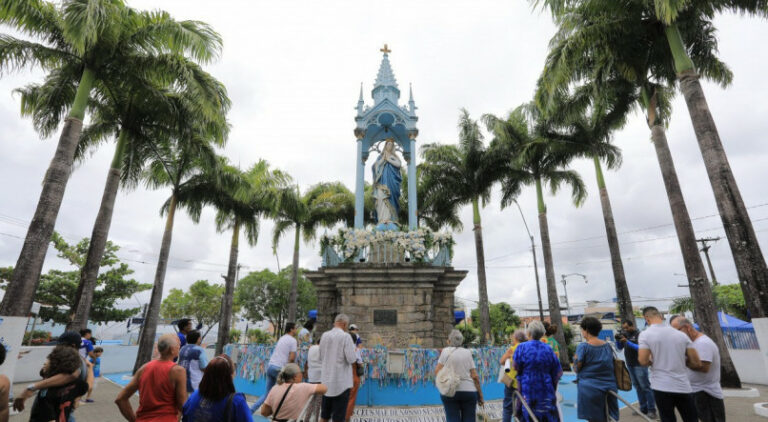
[380,44,391,54]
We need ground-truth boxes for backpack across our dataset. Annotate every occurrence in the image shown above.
[435,348,462,397]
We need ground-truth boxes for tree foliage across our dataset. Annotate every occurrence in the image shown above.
[160,280,229,341]
[671,283,747,320]
[0,232,150,324]
[470,302,521,345]
[234,267,316,338]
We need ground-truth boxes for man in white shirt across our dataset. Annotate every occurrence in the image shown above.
[251,322,298,412]
[319,314,357,422]
[670,315,725,422]
[638,306,701,422]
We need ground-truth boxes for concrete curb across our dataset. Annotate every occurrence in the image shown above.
[755,402,768,418]
[723,387,760,398]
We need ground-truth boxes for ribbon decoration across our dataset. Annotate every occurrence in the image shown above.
[225,344,508,389]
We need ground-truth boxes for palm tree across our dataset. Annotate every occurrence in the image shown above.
[65,65,229,331]
[656,0,768,320]
[208,160,289,355]
[272,182,354,323]
[542,84,637,324]
[534,0,742,387]
[419,109,508,344]
[534,0,768,318]
[0,0,221,317]
[131,105,229,372]
[484,104,586,369]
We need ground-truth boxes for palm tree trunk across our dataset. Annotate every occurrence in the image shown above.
[133,194,178,373]
[216,219,240,355]
[68,131,128,330]
[535,177,570,370]
[593,157,634,324]
[471,197,491,344]
[0,68,95,316]
[287,224,301,323]
[644,89,741,388]
[666,24,768,318]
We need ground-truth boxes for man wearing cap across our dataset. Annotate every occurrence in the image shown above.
[348,325,363,347]
[13,331,93,420]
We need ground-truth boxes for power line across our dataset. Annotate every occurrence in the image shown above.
[549,202,768,245]
[0,228,250,273]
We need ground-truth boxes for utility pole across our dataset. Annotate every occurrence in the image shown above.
[697,237,721,286]
[561,273,588,318]
[513,200,544,321]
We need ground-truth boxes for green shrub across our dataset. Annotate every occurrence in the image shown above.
[457,324,479,346]
[247,328,273,344]
[228,329,242,344]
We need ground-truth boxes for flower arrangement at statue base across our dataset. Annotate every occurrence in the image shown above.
[319,227,454,264]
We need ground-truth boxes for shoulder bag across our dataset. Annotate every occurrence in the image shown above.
[272,383,295,422]
[611,344,633,391]
[435,347,462,398]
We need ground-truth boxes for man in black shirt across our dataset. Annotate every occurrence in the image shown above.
[617,320,657,419]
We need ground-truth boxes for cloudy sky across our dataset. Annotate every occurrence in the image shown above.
[1,1,766,322]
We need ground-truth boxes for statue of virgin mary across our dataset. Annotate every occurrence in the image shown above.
[372,139,402,229]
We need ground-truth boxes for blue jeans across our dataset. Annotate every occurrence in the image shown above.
[502,385,517,422]
[441,391,477,422]
[251,364,281,411]
[628,365,655,413]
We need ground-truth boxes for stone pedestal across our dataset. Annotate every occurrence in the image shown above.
[305,264,467,348]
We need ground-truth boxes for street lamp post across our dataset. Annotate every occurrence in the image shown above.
[560,273,588,318]
[512,200,544,321]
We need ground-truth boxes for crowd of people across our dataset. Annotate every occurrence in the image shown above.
[485,306,726,422]
[5,305,732,422]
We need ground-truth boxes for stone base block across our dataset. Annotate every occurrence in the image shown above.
[306,264,467,348]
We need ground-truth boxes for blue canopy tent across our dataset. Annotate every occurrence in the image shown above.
[693,311,751,330]
[717,311,751,328]
[454,310,466,325]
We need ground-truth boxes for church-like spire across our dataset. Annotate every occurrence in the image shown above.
[356,82,364,115]
[372,44,400,105]
[408,83,416,113]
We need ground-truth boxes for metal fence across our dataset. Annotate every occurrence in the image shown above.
[722,326,760,350]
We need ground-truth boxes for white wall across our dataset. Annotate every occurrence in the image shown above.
[730,349,768,385]
[13,345,216,383]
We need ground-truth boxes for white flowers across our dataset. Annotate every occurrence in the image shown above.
[321,227,454,263]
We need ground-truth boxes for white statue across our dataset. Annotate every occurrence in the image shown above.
[372,139,402,228]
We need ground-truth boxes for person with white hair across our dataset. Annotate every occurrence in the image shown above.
[435,329,484,422]
[115,333,188,422]
[670,315,724,422]
[512,321,562,422]
[638,307,700,422]
[261,363,328,421]
[318,314,358,422]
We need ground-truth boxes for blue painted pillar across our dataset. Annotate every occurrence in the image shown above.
[408,137,417,230]
[355,139,365,229]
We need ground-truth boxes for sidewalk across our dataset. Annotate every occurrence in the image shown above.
[619,383,767,422]
[9,380,767,421]
[10,378,138,422]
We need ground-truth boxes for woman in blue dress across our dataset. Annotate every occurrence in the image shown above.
[513,321,562,422]
[574,316,618,422]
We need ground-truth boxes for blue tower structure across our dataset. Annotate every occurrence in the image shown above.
[354,45,418,230]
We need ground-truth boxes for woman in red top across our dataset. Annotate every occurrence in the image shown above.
[116,333,188,421]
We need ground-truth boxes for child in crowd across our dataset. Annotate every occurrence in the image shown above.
[82,347,103,403]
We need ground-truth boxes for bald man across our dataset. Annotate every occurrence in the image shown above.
[116,333,187,422]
